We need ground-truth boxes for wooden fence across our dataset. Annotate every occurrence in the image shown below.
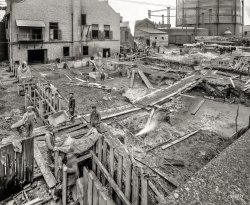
[0,137,34,200]
[25,82,61,121]
[91,135,150,205]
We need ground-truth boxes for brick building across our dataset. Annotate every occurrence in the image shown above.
[134,18,168,50]
[4,0,120,64]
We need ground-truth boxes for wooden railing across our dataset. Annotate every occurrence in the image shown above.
[25,82,62,122]
[0,137,34,200]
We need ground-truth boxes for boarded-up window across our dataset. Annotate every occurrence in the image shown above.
[83,46,88,55]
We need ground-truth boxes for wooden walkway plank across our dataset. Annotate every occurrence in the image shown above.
[34,144,57,189]
[138,70,154,89]
[141,174,148,205]
[125,159,132,201]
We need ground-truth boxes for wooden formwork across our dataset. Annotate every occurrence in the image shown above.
[0,137,34,200]
[24,82,61,122]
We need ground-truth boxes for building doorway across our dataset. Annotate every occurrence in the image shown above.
[103,48,110,58]
[28,49,47,64]
[146,39,150,46]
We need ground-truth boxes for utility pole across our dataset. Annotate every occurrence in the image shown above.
[242,0,244,38]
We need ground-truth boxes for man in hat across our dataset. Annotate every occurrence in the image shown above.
[68,93,76,119]
[22,106,37,137]
[45,125,58,165]
[90,106,101,132]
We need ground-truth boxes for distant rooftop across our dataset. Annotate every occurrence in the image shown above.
[137,27,167,34]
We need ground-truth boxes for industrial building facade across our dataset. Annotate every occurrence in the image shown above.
[176,0,243,36]
[4,0,120,64]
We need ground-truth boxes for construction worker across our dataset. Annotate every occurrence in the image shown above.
[22,106,37,138]
[45,125,60,167]
[17,61,32,83]
[68,93,76,119]
[90,105,101,132]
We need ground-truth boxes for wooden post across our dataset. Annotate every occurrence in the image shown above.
[62,165,67,205]
[132,170,139,205]
[97,136,103,179]
[109,146,114,178]
[102,141,108,185]
[236,104,240,132]
[125,159,132,201]
[88,172,94,205]
[54,151,59,179]
[141,173,148,205]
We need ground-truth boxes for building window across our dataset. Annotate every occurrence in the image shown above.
[83,46,88,55]
[81,14,86,26]
[162,37,164,40]
[201,13,205,24]
[245,31,248,36]
[104,25,110,39]
[31,28,42,40]
[155,37,157,40]
[50,22,61,40]
[92,24,99,39]
[63,47,70,57]
[125,31,129,41]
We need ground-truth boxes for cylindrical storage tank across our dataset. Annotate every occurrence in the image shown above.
[176,0,243,36]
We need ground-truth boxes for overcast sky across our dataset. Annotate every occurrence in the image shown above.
[109,0,250,34]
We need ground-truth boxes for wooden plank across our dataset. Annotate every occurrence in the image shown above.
[54,151,59,179]
[117,154,123,189]
[130,70,135,88]
[230,78,236,88]
[134,158,179,188]
[109,146,114,178]
[102,141,108,185]
[97,136,103,179]
[83,167,89,205]
[99,191,108,205]
[34,144,57,189]
[148,181,165,203]
[162,130,200,150]
[88,172,94,205]
[191,99,206,115]
[132,170,139,205]
[141,174,148,205]
[91,151,132,205]
[62,165,67,205]
[93,180,100,205]
[125,160,132,201]
[146,139,171,153]
[164,158,185,167]
[138,70,154,89]
[23,198,43,205]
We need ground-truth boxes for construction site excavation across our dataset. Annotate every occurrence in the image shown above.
[1,44,250,205]
[0,0,250,204]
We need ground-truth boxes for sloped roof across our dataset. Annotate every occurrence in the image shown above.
[137,27,167,34]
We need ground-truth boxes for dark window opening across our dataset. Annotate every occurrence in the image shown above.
[83,46,88,55]
[81,14,86,26]
[49,22,59,40]
[31,28,42,40]
[245,31,248,36]
[104,25,110,39]
[162,37,164,40]
[103,48,110,58]
[92,24,99,39]
[155,37,157,40]
[63,47,70,57]
[125,31,129,41]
